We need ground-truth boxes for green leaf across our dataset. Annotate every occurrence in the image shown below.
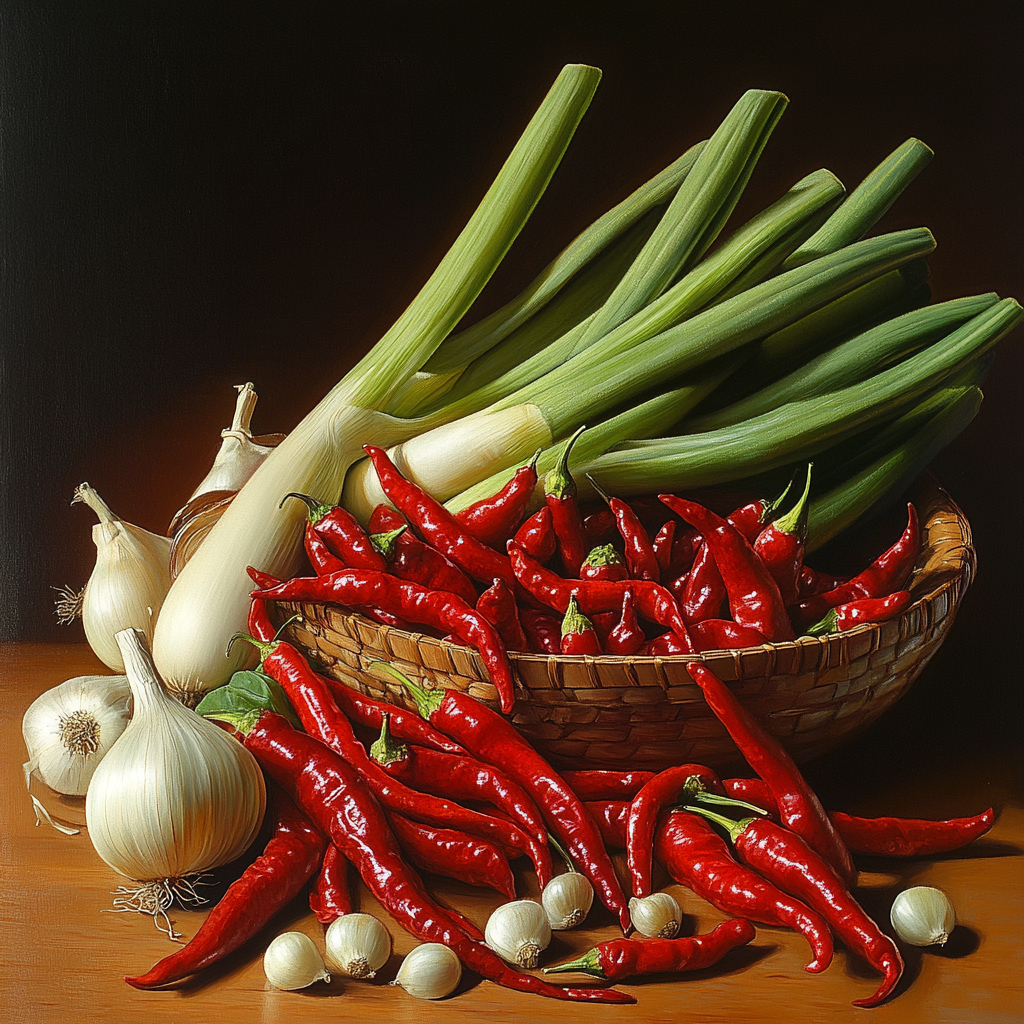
[196,670,303,732]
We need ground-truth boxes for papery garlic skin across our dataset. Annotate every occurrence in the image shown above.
[325,913,392,978]
[484,899,551,969]
[73,483,172,673]
[394,943,462,1000]
[22,674,131,796]
[890,886,956,946]
[85,629,265,882]
[542,871,594,930]
[264,932,331,990]
[629,892,683,938]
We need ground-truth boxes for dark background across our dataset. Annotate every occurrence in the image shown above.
[2,4,1021,795]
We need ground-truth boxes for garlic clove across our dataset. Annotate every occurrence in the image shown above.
[325,913,392,979]
[393,943,462,1000]
[484,899,551,969]
[264,932,331,990]
[629,892,683,938]
[890,886,956,947]
[541,871,594,930]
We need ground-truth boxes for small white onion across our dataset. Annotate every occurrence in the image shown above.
[393,943,462,1000]
[264,931,331,990]
[629,892,683,938]
[541,871,594,930]
[325,913,392,978]
[890,886,956,946]
[484,899,551,968]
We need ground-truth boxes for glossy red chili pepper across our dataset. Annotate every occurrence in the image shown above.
[588,476,660,582]
[387,811,516,900]
[519,605,561,653]
[806,590,913,636]
[365,445,514,588]
[124,785,325,989]
[392,666,632,932]
[545,427,588,577]
[692,808,902,1008]
[560,595,602,655]
[661,497,793,640]
[687,662,857,887]
[605,590,646,655]
[644,631,693,656]
[832,807,996,857]
[753,466,812,606]
[667,525,702,578]
[793,503,920,629]
[509,541,693,649]
[690,619,769,652]
[582,507,617,547]
[627,764,724,897]
[579,544,629,582]
[585,800,629,847]
[455,451,540,548]
[253,569,516,712]
[476,578,528,652]
[655,810,833,973]
[514,506,557,563]
[680,543,727,624]
[546,919,755,980]
[564,770,656,801]
[309,843,353,924]
[797,564,851,599]
[244,713,632,1003]
[283,492,387,571]
[247,586,278,643]
[652,520,676,577]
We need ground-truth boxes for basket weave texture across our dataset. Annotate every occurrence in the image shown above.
[280,477,974,771]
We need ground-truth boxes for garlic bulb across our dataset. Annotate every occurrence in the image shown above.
[629,892,683,938]
[393,943,462,1000]
[22,674,131,796]
[264,932,331,990]
[542,871,594,930]
[71,483,172,674]
[484,899,551,968]
[890,886,956,946]
[85,629,265,929]
[325,913,392,979]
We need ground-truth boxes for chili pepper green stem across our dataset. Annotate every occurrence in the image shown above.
[684,776,771,816]
[544,948,605,977]
[369,713,409,766]
[280,492,331,522]
[684,804,755,843]
[804,609,839,638]
[772,463,813,538]
[369,526,407,560]
[547,832,577,874]
[370,660,447,718]
[546,426,586,499]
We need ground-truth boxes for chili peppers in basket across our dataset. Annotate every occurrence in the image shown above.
[455,451,540,548]
[514,505,557,563]
[476,578,528,651]
[580,544,629,582]
[805,591,913,636]
[606,590,646,655]
[752,465,812,607]
[545,427,589,577]
[588,475,660,582]
[560,596,602,655]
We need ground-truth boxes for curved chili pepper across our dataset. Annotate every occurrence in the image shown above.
[644,631,693,656]
[686,662,857,887]
[606,590,646,655]
[565,770,656,801]
[476,578,528,652]
[680,543,727,624]
[652,520,676,577]
[387,811,516,900]
[832,807,996,857]
[545,427,588,577]
[580,544,629,582]
[805,590,913,636]
[546,918,755,980]
[627,764,725,897]
[793,503,920,630]
[560,596,602,655]
[309,843,353,924]
[753,465,812,607]
[654,809,833,973]
[690,619,769,652]
[247,587,278,643]
[253,569,516,712]
[388,665,632,932]
[456,451,540,548]
[797,564,851,599]
[365,445,514,588]
[661,497,793,640]
[513,505,556,563]
[124,784,325,989]
[667,525,702,578]
[282,492,386,571]
[588,476,660,582]
[519,604,562,654]
[243,712,633,1004]
[690,808,902,1008]
[585,800,629,847]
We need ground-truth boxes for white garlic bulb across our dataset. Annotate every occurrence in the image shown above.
[71,483,172,674]
[393,943,462,1000]
[325,913,392,978]
[629,892,683,938]
[542,871,594,930]
[264,932,331,990]
[484,899,551,968]
[22,674,131,796]
[890,886,956,946]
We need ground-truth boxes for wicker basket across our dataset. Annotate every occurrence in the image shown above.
[279,476,974,771]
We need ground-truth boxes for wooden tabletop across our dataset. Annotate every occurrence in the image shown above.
[1,641,1021,1024]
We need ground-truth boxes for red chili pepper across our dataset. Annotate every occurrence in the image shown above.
[545,427,588,577]
[686,662,857,887]
[124,785,325,989]
[585,800,629,847]
[667,525,702,578]
[546,919,755,981]
[309,843,353,924]
[514,505,557,563]
[247,587,278,643]
[560,595,602,655]
[655,809,833,973]
[661,496,794,640]
[691,808,902,1007]
[805,590,913,636]
[564,770,656,801]
[365,445,514,588]
[518,604,562,654]
[579,544,629,582]
[832,807,997,857]
[389,665,632,932]
[797,564,851,599]
[793,503,920,629]
[582,507,617,547]
[253,569,516,712]
[588,476,660,582]
[753,465,813,606]
[652,520,676,577]
[626,764,725,897]
[304,521,346,575]
[387,811,516,900]
[690,619,769,652]
[605,590,646,655]
[476,578,528,652]
[455,451,540,548]
[644,631,693,656]
[243,712,633,1004]
[679,543,727,624]
[282,492,387,571]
